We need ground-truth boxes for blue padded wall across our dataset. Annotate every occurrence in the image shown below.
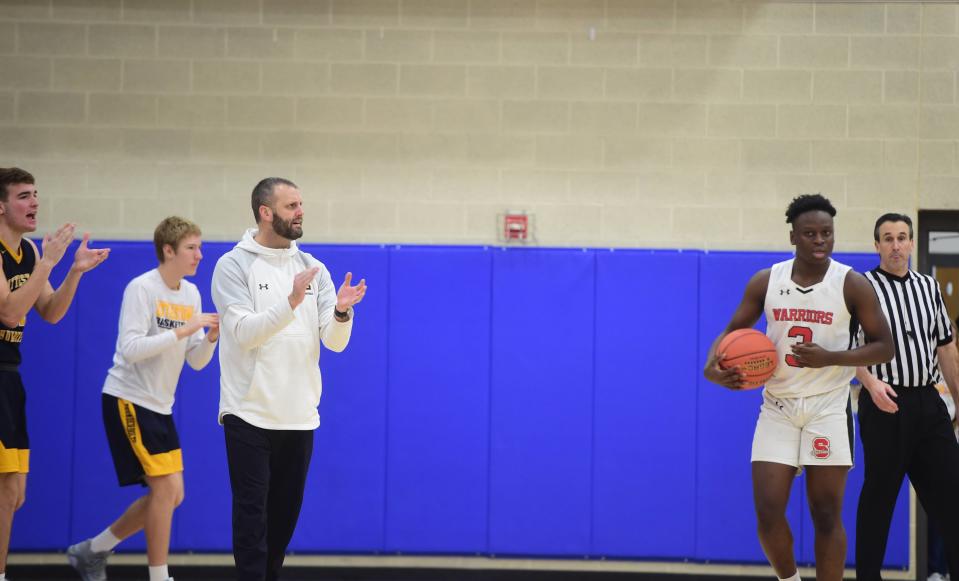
[13,242,80,550]
[9,242,916,571]
[292,246,390,552]
[591,250,698,558]
[695,251,804,562]
[488,249,594,556]
[385,247,491,554]
[173,242,231,551]
[70,243,159,552]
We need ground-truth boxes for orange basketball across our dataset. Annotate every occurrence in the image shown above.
[717,328,778,389]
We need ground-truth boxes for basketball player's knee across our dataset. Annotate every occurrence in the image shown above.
[0,483,17,514]
[149,477,183,508]
[808,502,842,533]
[755,501,786,531]
[14,489,25,511]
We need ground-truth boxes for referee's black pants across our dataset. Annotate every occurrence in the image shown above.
[224,414,314,581]
[856,384,959,581]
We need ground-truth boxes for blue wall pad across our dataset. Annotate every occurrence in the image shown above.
[488,249,595,556]
[591,250,699,558]
[291,246,391,552]
[695,251,803,562]
[8,241,915,571]
[13,245,80,550]
[69,243,159,552]
[172,242,232,551]
[385,247,492,554]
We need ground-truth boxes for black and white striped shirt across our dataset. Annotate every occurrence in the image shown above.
[862,268,954,388]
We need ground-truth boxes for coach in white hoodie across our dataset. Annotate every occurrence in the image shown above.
[211,177,366,581]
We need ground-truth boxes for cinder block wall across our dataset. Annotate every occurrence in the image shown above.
[2,0,957,251]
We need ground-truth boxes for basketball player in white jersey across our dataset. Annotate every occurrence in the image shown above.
[704,194,894,581]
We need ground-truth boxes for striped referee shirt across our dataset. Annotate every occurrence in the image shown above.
[862,268,954,388]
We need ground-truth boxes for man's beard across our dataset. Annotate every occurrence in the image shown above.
[272,215,303,240]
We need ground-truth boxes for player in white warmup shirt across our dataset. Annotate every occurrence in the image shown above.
[704,194,893,581]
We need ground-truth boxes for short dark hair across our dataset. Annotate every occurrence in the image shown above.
[0,167,35,202]
[785,194,837,224]
[873,213,913,241]
[251,177,298,223]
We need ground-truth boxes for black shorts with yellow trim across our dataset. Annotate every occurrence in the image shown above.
[102,394,182,487]
[0,369,29,474]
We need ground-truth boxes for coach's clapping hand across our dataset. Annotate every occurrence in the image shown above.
[336,272,366,314]
[288,267,320,310]
[703,351,745,390]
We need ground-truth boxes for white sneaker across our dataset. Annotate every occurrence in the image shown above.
[928,573,946,581]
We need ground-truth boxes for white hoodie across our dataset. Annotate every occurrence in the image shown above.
[211,228,353,430]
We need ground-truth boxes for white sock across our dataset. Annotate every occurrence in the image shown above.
[0,572,6,580]
[779,573,800,581]
[90,527,122,553]
[149,564,169,581]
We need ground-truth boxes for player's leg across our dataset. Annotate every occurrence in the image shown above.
[856,386,907,581]
[804,465,848,581]
[224,414,271,581]
[801,386,854,581]
[752,461,800,578]
[0,473,18,579]
[264,430,312,581]
[0,371,29,579]
[751,391,803,579]
[143,472,184,581]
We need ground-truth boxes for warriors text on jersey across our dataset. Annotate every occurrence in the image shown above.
[763,258,855,398]
[0,239,36,365]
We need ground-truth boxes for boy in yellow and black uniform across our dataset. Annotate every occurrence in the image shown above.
[0,167,109,581]
[0,234,36,477]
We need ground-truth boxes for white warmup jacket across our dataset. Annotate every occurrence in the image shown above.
[211,228,353,430]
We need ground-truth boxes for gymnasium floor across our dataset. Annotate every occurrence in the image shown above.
[10,565,754,581]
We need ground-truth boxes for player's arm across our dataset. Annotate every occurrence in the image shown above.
[0,224,74,327]
[185,294,218,371]
[703,269,770,390]
[793,271,894,368]
[32,233,110,324]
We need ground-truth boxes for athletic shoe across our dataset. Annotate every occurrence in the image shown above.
[67,539,109,581]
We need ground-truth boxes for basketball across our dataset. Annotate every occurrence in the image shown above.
[717,328,778,389]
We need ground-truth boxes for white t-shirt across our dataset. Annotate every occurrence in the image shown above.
[102,269,217,415]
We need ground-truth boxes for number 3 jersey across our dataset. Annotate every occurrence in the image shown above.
[763,258,856,399]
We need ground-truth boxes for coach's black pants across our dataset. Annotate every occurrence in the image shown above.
[224,414,314,581]
[856,385,959,581]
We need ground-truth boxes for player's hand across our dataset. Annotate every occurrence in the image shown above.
[336,272,366,313]
[206,316,220,342]
[864,378,898,413]
[790,342,832,368]
[703,351,745,390]
[176,313,218,340]
[39,223,75,268]
[288,267,320,310]
[71,232,110,273]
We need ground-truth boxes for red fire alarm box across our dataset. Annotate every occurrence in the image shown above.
[503,213,529,241]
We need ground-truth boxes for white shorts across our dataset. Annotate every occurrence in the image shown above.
[751,384,854,471]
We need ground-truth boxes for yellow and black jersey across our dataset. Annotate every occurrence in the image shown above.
[0,239,36,366]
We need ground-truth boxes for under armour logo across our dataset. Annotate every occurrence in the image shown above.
[258,283,269,290]
[780,289,790,295]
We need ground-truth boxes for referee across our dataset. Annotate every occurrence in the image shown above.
[855,213,959,581]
